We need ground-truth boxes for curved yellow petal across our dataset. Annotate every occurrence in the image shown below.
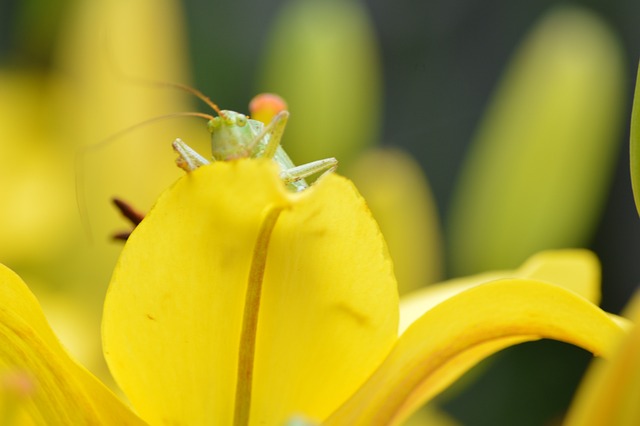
[515,249,600,303]
[0,264,144,424]
[253,167,398,424]
[103,161,398,425]
[103,161,288,425]
[326,279,626,426]
[399,272,506,335]
[564,293,640,425]
[400,249,599,334]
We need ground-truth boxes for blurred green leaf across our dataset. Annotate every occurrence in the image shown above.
[257,0,382,168]
[348,148,443,294]
[447,6,626,276]
[12,0,75,65]
[630,63,640,216]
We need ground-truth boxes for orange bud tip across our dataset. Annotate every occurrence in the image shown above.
[249,93,288,124]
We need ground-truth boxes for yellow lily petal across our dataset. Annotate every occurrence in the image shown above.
[103,161,398,425]
[0,264,144,424]
[326,279,626,426]
[514,250,600,303]
[564,293,640,425]
[400,249,599,334]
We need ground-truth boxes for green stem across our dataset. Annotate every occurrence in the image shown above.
[234,205,284,426]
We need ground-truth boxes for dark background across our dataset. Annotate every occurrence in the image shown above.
[2,0,639,424]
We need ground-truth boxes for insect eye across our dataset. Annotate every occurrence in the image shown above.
[236,114,248,127]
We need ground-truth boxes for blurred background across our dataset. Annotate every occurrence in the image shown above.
[1,0,639,424]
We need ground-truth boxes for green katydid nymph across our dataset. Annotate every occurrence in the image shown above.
[78,88,337,240]
[172,92,338,192]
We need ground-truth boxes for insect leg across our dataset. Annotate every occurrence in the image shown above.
[172,138,211,172]
[249,111,289,159]
[280,157,338,186]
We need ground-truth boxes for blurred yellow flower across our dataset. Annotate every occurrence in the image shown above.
[0,70,74,264]
[0,0,202,379]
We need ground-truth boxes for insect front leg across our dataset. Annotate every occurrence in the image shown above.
[280,157,339,187]
[172,138,211,172]
[249,110,289,160]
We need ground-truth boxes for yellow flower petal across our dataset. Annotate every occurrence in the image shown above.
[400,249,599,334]
[103,160,398,424]
[253,169,398,424]
[0,264,143,424]
[564,292,640,425]
[516,249,600,303]
[326,279,626,426]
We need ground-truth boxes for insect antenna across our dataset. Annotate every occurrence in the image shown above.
[147,80,223,116]
[111,73,224,116]
[75,111,214,242]
[102,31,222,116]
[78,38,228,240]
